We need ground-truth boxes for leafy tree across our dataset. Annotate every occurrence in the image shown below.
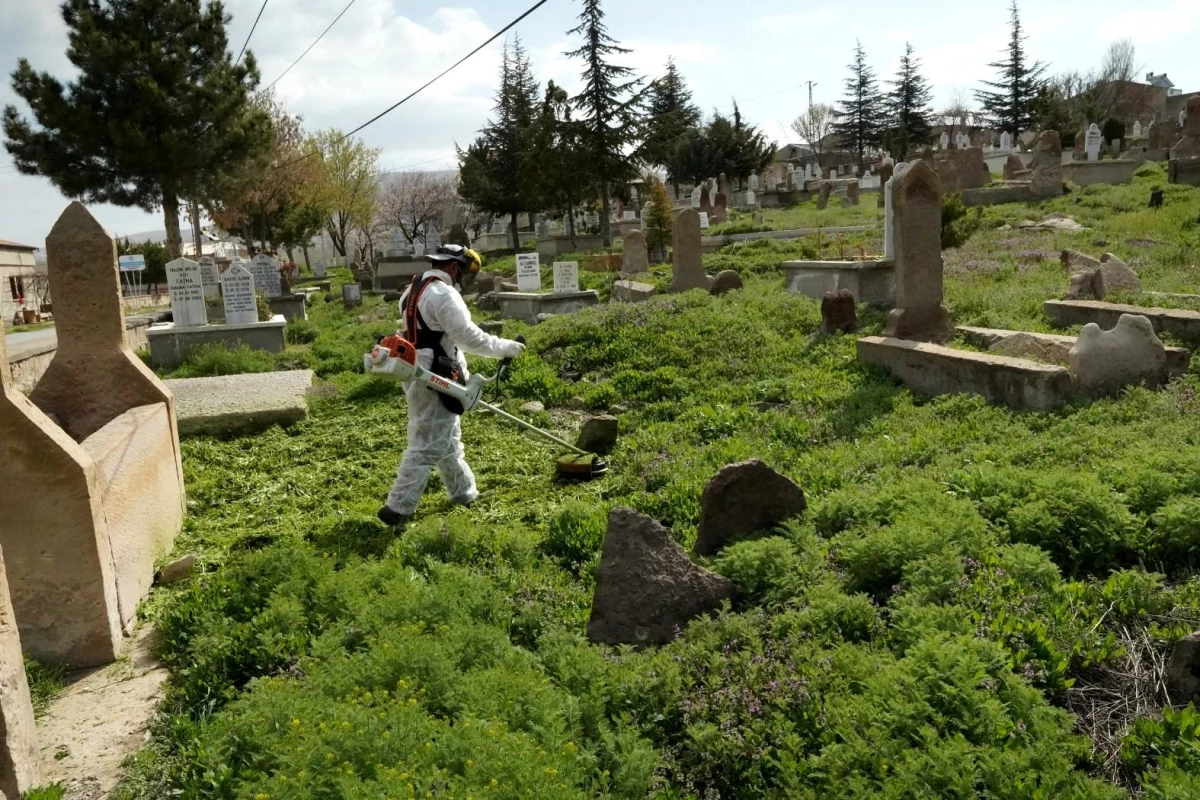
[666,105,774,186]
[307,129,379,259]
[457,36,541,249]
[3,0,270,260]
[790,103,836,162]
[566,0,646,247]
[974,0,1049,134]
[885,43,934,160]
[643,58,700,183]
[532,81,591,246]
[642,175,674,261]
[833,41,886,172]
[116,237,168,285]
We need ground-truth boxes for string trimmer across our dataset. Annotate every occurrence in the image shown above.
[363,334,608,481]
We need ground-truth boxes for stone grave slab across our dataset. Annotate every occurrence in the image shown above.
[167,370,314,435]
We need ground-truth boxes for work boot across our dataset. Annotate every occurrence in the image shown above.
[377,506,411,527]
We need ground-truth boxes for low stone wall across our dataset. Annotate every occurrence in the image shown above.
[782,259,894,307]
[495,290,601,324]
[1061,160,1143,186]
[1044,299,1200,340]
[958,325,1191,379]
[961,185,1033,207]
[702,224,875,253]
[146,315,288,367]
[857,336,1074,411]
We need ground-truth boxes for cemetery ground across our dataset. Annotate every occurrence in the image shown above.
[93,164,1200,798]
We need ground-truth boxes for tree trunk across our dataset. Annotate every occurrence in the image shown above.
[188,199,202,257]
[567,204,577,248]
[509,212,519,250]
[162,189,183,261]
[302,245,311,269]
[599,187,613,249]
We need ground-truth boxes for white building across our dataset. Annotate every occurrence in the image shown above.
[0,240,39,324]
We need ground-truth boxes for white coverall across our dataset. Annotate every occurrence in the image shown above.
[386,268,522,514]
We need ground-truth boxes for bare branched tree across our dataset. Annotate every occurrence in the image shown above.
[380,171,458,246]
[941,89,975,145]
[790,103,836,161]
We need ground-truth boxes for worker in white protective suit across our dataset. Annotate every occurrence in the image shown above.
[377,244,525,526]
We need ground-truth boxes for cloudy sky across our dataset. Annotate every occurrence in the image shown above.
[2,0,1199,248]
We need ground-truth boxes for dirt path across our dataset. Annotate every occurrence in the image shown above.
[36,626,168,797]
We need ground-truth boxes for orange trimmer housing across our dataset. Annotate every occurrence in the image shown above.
[378,334,418,366]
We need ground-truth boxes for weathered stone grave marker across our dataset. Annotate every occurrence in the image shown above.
[342,282,362,309]
[221,263,259,325]
[314,260,326,279]
[250,253,283,297]
[553,261,580,294]
[698,211,710,230]
[883,159,953,342]
[1030,130,1064,198]
[622,228,649,275]
[197,255,220,299]
[668,208,709,293]
[1085,123,1103,162]
[165,257,208,328]
[516,253,542,292]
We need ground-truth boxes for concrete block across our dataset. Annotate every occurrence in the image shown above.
[782,259,895,307]
[495,291,600,324]
[857,335,1074,411]
[959,325,1190,380]
[613,281,656,303]
[146,315,288,368]
[167,370,314,435]
[1044,300,1200,340]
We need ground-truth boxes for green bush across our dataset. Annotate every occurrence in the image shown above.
[285,318,319,345]
[541,502,608,574]
[164,343,277,379]
[942,193,984,249]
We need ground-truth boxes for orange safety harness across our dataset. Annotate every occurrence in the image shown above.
[404,273,465,414]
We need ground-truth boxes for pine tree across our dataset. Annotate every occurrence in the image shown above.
[643,58,700,184]
[566,0,645,247]
[3,0,270,259]
[665,105,774,187]
[833,41,886,172]
[885,43,934,159]
[457,36,541,248]
[974,1,1049,134]
[532,80,590,246]
[643,175,675,262]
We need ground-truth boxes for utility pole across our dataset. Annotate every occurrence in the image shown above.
[806,81,817,109]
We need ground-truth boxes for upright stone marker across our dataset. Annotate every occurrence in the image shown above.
[883,177,895,260]
[516,253,542,292]
[165,258,208,328]
[1171,95,1200,160]
[1085,123,1103,162]
[699,185,712,213]
[699,211,710,229]
[1000,131,1013,151]
[691,186,701,207]
[668,208,709,293]
[197,256,220,299]
[882,160,953,343]
[249,253,282,298]
[622,229,649,275]
[221,263,259,325]
[342,282,362,309]
[314,261,326,278]
[1030,130,1064,198]
[553,261,580,294]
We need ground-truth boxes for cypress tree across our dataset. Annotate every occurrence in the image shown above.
[643,58,701,183]
[833,41,886,172]
[974,1,1049,134]
[886,43,935,159]
[3,0,270,259]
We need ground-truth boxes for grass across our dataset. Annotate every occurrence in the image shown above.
[25,657,67,717]
[6,321,55,334]
[115,164,1200,799]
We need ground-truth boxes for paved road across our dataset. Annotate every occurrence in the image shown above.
[4,313,165,361]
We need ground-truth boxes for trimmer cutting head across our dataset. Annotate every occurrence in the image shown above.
[555,453,608,482]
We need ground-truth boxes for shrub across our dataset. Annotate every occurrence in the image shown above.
[541,502,608,574]
[164,343,276,379]
[942,193,983,249]
[711,537,808,607]
[285,318,319,344]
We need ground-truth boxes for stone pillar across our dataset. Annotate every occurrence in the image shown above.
[622,229,649,275]
[883,177,895,261]
[1030,130,1063,198]
[0,546,41,799]
[668,208,709,293]
[883,160,954,343]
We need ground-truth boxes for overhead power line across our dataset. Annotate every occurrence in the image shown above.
[261,0,359,93]
[235,0,270,65]
[280,0,554,170]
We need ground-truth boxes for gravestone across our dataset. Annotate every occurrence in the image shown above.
[877,162,894,208]
[699,185,712,213]
[1148,121,1161,149]
[939,131,950,149]
[1003,153,1026,180]
[712,192,728,223]
[749,172,760,190]
[314,261,326,279]
[221,263,259,325]
[1069,314,1167,396]
[698,212,710,230]
[1133,120,1143,138]
[745,190,757,207]
[821,288,858,333]
[883,177,895,260]
[817,181,832,210]
[1171,95,1200,160]
[553,261,579,294]
[165,258,208,328]
[843,182,860,207]
[691,186,701,207]
[883,160,953,343]
[668,208,709,293]
[693,460,806,557]
[516,253,542,292]
[717,172,728,196]
[249,253,282,297]
[197,256,220,299]
[1030,130,1064,199]
[342,282,362,309]
[1085,123,1103,162]
[1000,131,1013,151]
[622,229,649,275]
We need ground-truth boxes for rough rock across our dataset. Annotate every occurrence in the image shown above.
[1003,153,1026,180]
[709,270,743,296]
[1018,214,1085,233]
[987,333,1071,366]
[475,272,499,294]
[1069,314,1168,396]
[1067,270,1101,301]
[693,460,807,557]
[156,555,197,586]
[1166,631,1200,701]
[476,292,500,312]
[587,508,732,646]
[520,401,545,415]
[816,181,833,210]
[1061,249,1102,274]
[166,370,313,436]
[820,288,858,334]
[536,313,558,324]
[576,415,619,455]
[613,280,655,303]
[607,404,628,416]
[1096,253,1142,297]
